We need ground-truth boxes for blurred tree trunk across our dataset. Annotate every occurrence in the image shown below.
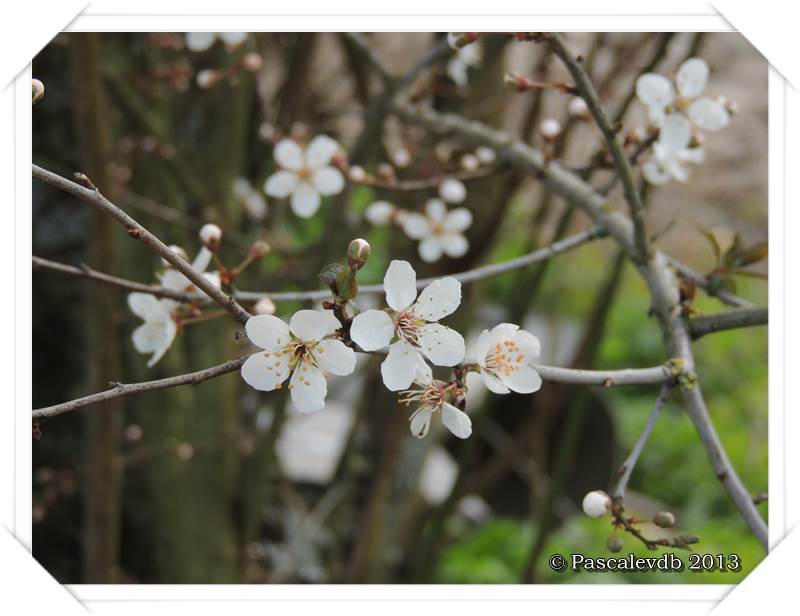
[68,33,123,583]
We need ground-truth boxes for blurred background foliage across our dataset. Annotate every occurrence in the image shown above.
[32,32,767,584]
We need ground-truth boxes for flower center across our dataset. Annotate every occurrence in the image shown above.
[284,339,316,370]
[399,382,447,412]
[296,167,313,182]
[485,339,526,378]
[394,310,424,345]
[432,222,445,236]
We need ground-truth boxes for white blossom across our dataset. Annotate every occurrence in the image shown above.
[365,200,396,226]
[185,32,248,52]
[349,260,465,391]
[401,198,472,263]
[582,490,612,518]
[129,245,220,367]
[470,323,542,394]
[540,118,562,140]
[439,178,467,204]
[642,113,705,185]
[475,146,496,165]
[400,356,472,439]
[264,135,345,218]
[232,177,268,219]
[636,57,730,131]
[240,310,356,413]
[447,41,482,88]
[199,223,222,248]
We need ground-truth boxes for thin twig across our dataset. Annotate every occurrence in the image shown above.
[612,383,672,500]
[667,257,754,308]
[688,307,768,339]
[353,164,504,192]
[32,164,252,324]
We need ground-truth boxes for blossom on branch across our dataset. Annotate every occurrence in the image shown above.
[350,260,465,391]
[470,323,542,394]
[642,113,705,185]
[400,357,472,439]
[241,310,356,413]
[636,57,730,131]
[264,135,345,218]
[401,198,473,263]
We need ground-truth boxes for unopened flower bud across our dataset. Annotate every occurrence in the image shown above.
[258,122,275,142]
[582,490,611,518]
[568,96,591,120]
[439,178,467,204]
[475,146,496,165]
[348,165,367,183]
[461,153,479,172]
[199,223,223,249]
[540,118,562,140]
[254,297,276,315]
[242,52,263,72]
[32,79,45,105]
[161,245,189,266]
[607,535,624,553]
[347,238,371,270]
[653,511,676,528]
[196,69,220,89]
[249,239,271,258]
[392,147,411,168]
[504,72,528,92]
[365,200,395,225]
[447,32,478,50]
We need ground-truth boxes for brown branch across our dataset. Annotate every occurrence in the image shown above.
[32,164,252,324]
[688,307,768,339]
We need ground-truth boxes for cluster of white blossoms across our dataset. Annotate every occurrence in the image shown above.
[635,57,732,185]
[237,256,543,439]
[128,225,223,367]
[364,178,473,263]
[185,32,248,52]
[263,135,346,218]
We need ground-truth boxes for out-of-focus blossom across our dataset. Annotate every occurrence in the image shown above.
[401,199,472,263]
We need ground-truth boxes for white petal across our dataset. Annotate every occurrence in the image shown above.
[488,323,519,345]
[273,139,305,171]
[290,182,321,218]
[659,113,692,151]
[160,268,190,294]
[349,309,395,351]
[473,330,491,368]
[665,157,689,183]
[481,370,510,394]
[289,309,330,341]
[678,147,706,165]
[312,167,345,196]
[264,170,298,198]
[402,212,432,240]
[311,339,355,376]
[635,73,675,111]
[305,135,341,169]
[441,403,472,439]
[218,32,247,47]
[128,292,167,321]
[185,32,216,52]
[676,58,709,98]
[513,329,541,360]
[418,237,444,263]
[384,260,418,312]
[418,324,465,367]
[425,198,447,223]
[499,365,542,394]
[445,208,473,233]
[191,246,213,273]
[441,233,469,258]
[409,407,433,439]
[365,201,395,225]
[241,350,291,391]
[246,314,291,350]
[317,309,343,336]
[447,58,468,87]
[413,354,434,386]
[290,365,327,413]
[438,178,467,204]
[132,317,176,363]
[202,271,221,290]
[687,98,730,131]
[643,159,671,185]
[381,341,419,391]
[413,277,462,321]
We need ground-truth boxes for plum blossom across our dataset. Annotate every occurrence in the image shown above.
[232,177,268,219]
[636,57,730,131]
[185,32,248,52]
[470,323,542,394]
[128,244,220,367]
[365,200,396,226]
[582,490,612,518]
[264,135,345,218]
[401,198,472,263]
[447,40,482,88]
[349,260,465,391]
[400,356,472,439]
[241,310,356,413]
[439,178,467,204]
[642,113,705,185]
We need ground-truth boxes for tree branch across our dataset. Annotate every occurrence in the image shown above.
[667,257,754,308]
[32,164,252,324]
[688,307,768,339]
